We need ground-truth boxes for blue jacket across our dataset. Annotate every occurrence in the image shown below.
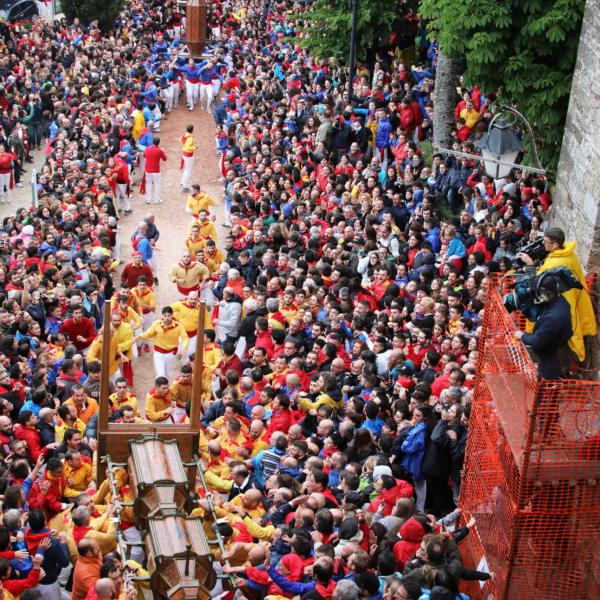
[401,422,428,481]
[375,118,392,148]
[447,237,466,258]
[425,227,441,253]
[268,568,315,595]
[361,417,384,438]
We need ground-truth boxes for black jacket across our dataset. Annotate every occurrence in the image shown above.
[521,295,572,379]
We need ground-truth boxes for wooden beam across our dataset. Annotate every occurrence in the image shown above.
[189,301,206,430]
[97,301,112,484]
[98,302,111,433]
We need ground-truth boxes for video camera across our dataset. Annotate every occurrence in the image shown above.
[503,266,583,321]
[512,237,548,269]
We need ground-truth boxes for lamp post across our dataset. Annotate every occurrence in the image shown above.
[434,105,548,177]
[347,0,358,102]
[476,117,521,180]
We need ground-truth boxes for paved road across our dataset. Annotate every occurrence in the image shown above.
[117,104,224,402]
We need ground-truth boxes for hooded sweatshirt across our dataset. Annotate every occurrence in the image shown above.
[393,518,425,570]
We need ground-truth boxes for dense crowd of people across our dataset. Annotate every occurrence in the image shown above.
[0,0,595,599]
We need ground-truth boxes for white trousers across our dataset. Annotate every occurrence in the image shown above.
[0,172,11,198]
[137,313,154,351]
[123,526,145,564]
[145,172,161,204]
[200,82,214,109]
[212,79,222,98]
[116,182,130,212]
[171,82,180,107]
[185,80,200,109]
[164,82,180,111]
[181,154,194,189]
[185,334,196,360]
[153,349,176,378]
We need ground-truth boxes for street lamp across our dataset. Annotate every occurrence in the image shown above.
[434,105,548,177]
[347,0,358,102]
[476,117,521,180]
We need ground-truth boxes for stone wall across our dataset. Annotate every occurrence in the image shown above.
[553,0,600,272]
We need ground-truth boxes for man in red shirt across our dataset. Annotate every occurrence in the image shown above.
[114,151,131,214]
[0,143,14,201]
[59,305,96,351]
[121,251,153,289]
[143,136,167,205]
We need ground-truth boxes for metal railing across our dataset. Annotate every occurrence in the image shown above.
[31,168,38,208]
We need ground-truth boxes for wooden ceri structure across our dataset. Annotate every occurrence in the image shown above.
[186,0,208,56]
[97,300,206,486]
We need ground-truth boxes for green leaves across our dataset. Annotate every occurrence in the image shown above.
[296,0,401,60]
[420,0,586,172]
[60,0,125,31]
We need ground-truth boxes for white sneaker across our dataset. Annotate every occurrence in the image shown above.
[15,183,23,188]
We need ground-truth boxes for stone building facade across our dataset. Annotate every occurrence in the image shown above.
[553,0,600,272]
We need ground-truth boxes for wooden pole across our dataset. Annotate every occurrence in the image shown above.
[189,301,206,430]
[186,0,207,56]
[97,301,112,484]
[99,302,112,432]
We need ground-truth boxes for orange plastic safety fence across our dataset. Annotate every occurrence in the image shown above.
[458,281,600,600]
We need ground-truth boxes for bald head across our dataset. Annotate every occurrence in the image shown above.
[248,544,267,566]
[250,405,266,421]
[95,578,116,600]
[250,419,264,437]
[0,416,13,434]
[331,358,345,372]
[242,489,263,509]
[207,440,222,456]
[39,407,54,423]
[287,424,302,440]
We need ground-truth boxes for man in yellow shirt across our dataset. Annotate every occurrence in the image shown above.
[169,251,210,299]
[109,377,139,417]
[109,311,134,385]
[132,102,145,142]
[111,294,142,333]
[185,184,217,218]
[137,306,189,378]
[64,450,94,498]
[110,285,143,320]
[186,224,207,259]
[246,420,269,458]
[71,504,117,555]
[56,403,86,443]
[145,376,176,422]
[189,209,218,241]
[130,276,157,353]
[87,327,119,380]
[171,291,202,359]
[218,418,250,460]
[170,364,193,423]
[180,124,196,191]
[205,239,225,269]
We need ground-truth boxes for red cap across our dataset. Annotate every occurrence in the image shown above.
[132,251,142,258]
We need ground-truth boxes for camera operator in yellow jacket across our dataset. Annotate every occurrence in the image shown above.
[518,227,596,362]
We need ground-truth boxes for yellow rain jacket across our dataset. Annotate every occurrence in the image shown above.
[536,241,597,361]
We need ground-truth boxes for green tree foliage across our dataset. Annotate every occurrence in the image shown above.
[60,0,125,31]
[296,0,400,61]
[420,0,586,172]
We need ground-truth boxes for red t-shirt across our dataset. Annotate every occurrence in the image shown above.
[144,145,167,173]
